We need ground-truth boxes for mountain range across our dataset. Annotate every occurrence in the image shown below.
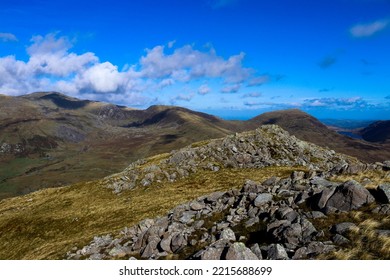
[1,92,389,199]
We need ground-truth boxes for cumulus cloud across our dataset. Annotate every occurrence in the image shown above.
[0,32,258,106]
[0,33,18,42]
[221,84,241,93]
[350,19,389,38]
[140,45,251,83]
[198,84,210,95]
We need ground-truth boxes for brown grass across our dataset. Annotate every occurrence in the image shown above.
[314,208,390,260]
[0,166,303,260]
[331,170,390,189]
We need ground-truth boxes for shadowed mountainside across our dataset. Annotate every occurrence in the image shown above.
[359,120,390,143]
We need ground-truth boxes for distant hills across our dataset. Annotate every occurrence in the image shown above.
[0,92,389,198]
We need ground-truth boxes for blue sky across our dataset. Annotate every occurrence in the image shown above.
[0,0,390,120]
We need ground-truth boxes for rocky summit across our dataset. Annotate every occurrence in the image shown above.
[67,125,390,260]
[103,125,368,194]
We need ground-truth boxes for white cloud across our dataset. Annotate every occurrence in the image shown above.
[0,33,18,42]
[140,45,251,83]
[0,32,258,107]
[350,19,389,38]
[198,84,211,95]
[75,62,126,93]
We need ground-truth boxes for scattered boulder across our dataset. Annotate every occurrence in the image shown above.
[225,242,259,260]
[219,228,236,242]
[331,222,358,235]
[316,181,374,212]
[254,193,273,207]
[266,244,288,260]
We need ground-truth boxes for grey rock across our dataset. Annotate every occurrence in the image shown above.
[310,177,335,188]
[193,220,205,229]
[262,176,281,186]
[267,244,288,260]
[317,186,337,209]
[292,247,308,260]
[307,242,335,256]
[245,217,259,228]
[331,222,358,235]
[219,228,236,241]
[377,184,390,203]
[88,253,104,260]
[250,243,263,260]
[179,211,196,224]
[200,247,224,260]
[301,218,317,241]
[206,191,225,203]
[190,201,205,211]
[171,233,187,253]
[332,234,350,245]
[372,204,390,214]
[376,230,390,237]
[306,211,327,219]
[159,233,173,253]
[225,242,259,260]
[141,238,159,259]
[254,193,273,207]
[109,247,127,258]
[322,181,375,212]
[275,207,298,222]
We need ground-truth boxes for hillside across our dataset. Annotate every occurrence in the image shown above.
[1,92,389,199]
[246,109,390,163]
[0,92,238,199]
[359,120,390,143]
[0,125,388,260]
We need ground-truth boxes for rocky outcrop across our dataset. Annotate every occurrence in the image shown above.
[313,180,375,213]
[67,168,387,260]
[104,125,375,194]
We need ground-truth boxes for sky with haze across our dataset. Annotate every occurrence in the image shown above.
[0,0,390,120]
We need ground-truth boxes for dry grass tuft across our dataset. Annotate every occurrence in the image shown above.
[331,170,389,189]
[320,214,390,260]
